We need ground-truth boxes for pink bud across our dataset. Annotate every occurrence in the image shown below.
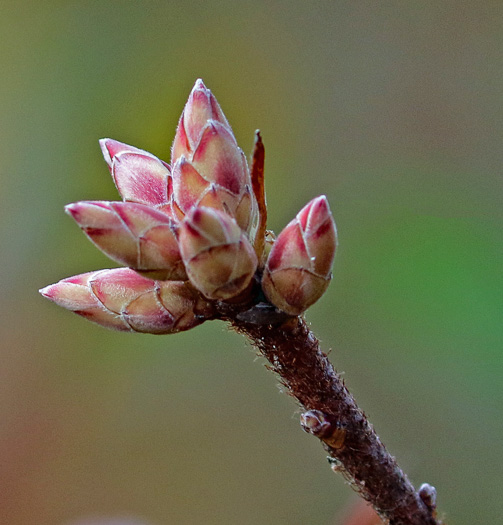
[171,79,231,163]
[171,122,256,233]
[65,201,186,280]
[171,157,228,216]
[190,122,244,195]
[262,196,337,315]
[111,151,171,207]
[100,138,172,209]
[39,268,213,334]
[178,207,258,300]
[100,138,161,171]
[170,81,259,237]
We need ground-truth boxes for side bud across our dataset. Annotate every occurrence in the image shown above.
[100,139,172,208]
[178,207,258,300]
[65,201,186,280]
[39,268,213,334]
[100,138,162,171]
[262,195,337,315]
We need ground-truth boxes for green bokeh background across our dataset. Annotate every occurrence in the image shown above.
[1,2,502,524]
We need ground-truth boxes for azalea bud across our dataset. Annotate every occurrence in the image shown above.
[178,207,258,300]
[112,151,171,207]
[100,138,162,170]
[171,123,255,231]
[170,80,258,237]
[65,201,186,280]
[171,78,231,162]
[262,195,337,315]
[39,268,213,334]
[100,139,172,208]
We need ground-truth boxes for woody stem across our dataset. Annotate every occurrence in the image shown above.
[221,310,441,525]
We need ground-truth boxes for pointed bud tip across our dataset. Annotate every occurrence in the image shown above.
[64,202,94,218]
[64,201,111,221]
[100,138,157,171]
[297,195,334,232]
[193,78,207,91]
[314,194,328,205]
[64,203,77,216]
[313,195,330,213]
[312,195,332,221]
[308,195,330,215]
[99,138,138,169]
[39,285,53,299]
[99,138,115,165]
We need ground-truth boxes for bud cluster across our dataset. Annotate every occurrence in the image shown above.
[41,80,337,334]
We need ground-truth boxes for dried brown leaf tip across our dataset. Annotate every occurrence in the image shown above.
[40,79,337,332]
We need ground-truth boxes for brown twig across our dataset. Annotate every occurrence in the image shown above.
[216,301,441,525]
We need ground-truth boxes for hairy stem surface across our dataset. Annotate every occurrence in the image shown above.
[220,308,440,525]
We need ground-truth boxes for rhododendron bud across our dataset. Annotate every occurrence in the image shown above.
[65,201,186,280]
[41,80,340,332]
[172,78,230,160]
[178,207,258,300]
[39,268,213,334]
[262,195,337,315]
[100,138,172,209]
[170,80,258,237]
[100,138,162,171]
[112,152,171,208]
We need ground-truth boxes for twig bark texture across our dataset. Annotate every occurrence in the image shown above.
[221,308,441,525]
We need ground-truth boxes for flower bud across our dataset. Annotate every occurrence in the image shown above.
[100,138,162,171]
[100,139,172,208]
[262,195,337,315]
[112,151,171,207]
[171,78,231,162]
[170,80,258,237]
[178,207,258,300]
[39,268,213,334]
[171,122,257,234]
[65,201,186,280]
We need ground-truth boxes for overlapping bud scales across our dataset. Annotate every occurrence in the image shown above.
[100,138,172,211]
[171,78,230,159]
[171,79,258,238]
[262,196,337,315]
[65,201,186,280]
[179,207,258,300]
[40,79,338,335]
[39,269,213,334]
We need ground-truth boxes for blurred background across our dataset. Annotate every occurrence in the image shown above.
[1,1,502,524]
